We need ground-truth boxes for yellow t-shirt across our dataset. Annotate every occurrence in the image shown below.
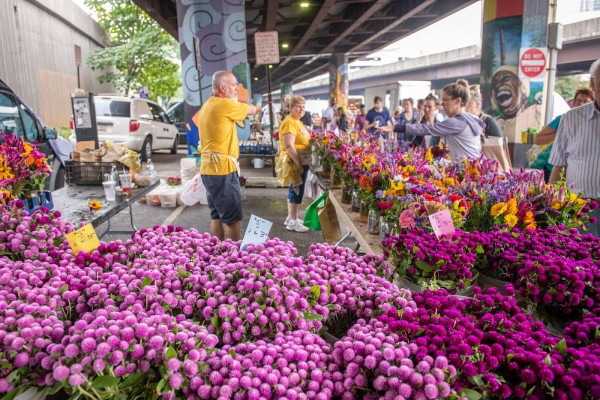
[195,96,249,175]
[279,115,311,154]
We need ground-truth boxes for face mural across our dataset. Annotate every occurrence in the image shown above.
[491,68,523,119]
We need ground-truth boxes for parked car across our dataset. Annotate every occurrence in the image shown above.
[0,79,70,191]
[166,101,187,144]
[69,95,179,161]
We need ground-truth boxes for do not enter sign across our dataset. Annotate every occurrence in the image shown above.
[519,48,547,78]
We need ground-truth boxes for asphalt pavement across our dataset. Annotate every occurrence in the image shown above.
[94,145,327,256]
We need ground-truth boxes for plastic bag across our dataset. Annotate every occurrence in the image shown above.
[275,154,302,187]
[180,172,208,206]
[303,191,327,231]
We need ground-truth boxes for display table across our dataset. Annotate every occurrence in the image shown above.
[328,190,383,256]
[52,181,159,238]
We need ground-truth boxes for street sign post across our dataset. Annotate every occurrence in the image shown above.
[519,48,547,79]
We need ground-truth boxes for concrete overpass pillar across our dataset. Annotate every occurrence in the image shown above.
[280,81,293,115]
[480,0,550,167]
[329,52,349,110]
[175,0,252,149]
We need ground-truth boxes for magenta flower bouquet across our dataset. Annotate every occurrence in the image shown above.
[0,133,51,198]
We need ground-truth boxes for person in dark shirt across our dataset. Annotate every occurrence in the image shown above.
[336,106,349,132]
[354,104,367,132]
[300,109,312,129]
[365,96,393,139]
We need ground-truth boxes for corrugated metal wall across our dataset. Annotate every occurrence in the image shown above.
[0,0,114,129]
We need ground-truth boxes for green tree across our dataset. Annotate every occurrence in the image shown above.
[85,0,181,103]
[555,75,589,101]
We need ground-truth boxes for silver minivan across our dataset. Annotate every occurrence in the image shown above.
[71,95,179,160]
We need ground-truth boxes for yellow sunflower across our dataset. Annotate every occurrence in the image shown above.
[506,198,517,216]
[490,202,507,217]
[504,214,518,227]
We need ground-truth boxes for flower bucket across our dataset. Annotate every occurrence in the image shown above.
[478,272,511,294]
[330,170,342,188]
[366,209,379,234]
[351,191,360,212]
[359,201,368,223]
[340,181,352,204]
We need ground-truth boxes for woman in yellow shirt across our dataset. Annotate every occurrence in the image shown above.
[280,95,312,232]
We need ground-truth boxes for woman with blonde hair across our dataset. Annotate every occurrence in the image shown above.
[379,79,485,161]
[467,85,503,138]
[280,95,312,232]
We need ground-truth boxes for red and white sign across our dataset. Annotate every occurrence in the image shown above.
[254,31,279,65]
[519,47,547,79]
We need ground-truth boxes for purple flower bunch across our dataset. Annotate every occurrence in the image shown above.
[382,228,478,292]
[377,287,568,399]
[331,316,458,399]
[194,330,338,399]
[0,202,73,261]
[556,311,600,399]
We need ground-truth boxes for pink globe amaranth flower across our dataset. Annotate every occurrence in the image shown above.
[68,374,84,386]
[167,358,180,372]
[13,352,29,367]
[168,373,183,389]
[53,365,69,381]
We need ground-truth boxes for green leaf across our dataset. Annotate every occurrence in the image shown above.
[177,267,190,278]
[507,353,514,362]
[468,375,485,388]
[304,312,323,322]
[311,285,321,300]
[415,260,434,272]
[544,354,552,366]
[53,237,65,246]
[58,284,68,295]
[92,375,120,389]
[165,346,177,361]
[121,370,143,388]
[173,324,178,334]
[248,268,259,277]
[198,363,209,373]
[326,284,331,296]
[229,349,236,358]
[211,317,220,329]
[475,244,484,254]
[458,389,482,400]
[1,388,19,400]
[140,276,151,289]
[595,326,600,340]
[156,378,167,394]
[557,338,566,356]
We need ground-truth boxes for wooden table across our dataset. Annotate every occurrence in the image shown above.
[328,189,383,256]
[52,181,159,238]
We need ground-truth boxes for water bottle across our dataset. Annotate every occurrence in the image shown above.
[146,159,157,183]
[111,162,120,186]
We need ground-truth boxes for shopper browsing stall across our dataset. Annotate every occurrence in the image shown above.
[195,70,257,241]
[281,95,312,233]
[379,79,484,161]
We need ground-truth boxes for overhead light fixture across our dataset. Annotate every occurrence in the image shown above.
[300,2,310,7]
[282,43,289,48]
[269,65,273,69]
[254,77,258,81]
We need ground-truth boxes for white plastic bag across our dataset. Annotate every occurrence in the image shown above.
[180,158,198,182]
[180,173,208,206]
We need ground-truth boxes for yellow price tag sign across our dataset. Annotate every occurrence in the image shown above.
[66,223,100,255]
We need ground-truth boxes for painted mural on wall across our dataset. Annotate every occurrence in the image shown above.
[176,0,252,149]
[479,0,548,143]
[329,55,349,110]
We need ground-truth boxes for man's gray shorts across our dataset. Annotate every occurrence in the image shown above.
[201,172,242,223]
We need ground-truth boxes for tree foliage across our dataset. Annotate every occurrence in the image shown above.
[85,0,181,102]
[555,75,589,101]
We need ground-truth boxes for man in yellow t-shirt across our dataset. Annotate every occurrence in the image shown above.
[194,71,257,241]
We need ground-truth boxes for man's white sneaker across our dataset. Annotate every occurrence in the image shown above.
[286,220,309,232]
[284,216,291,226]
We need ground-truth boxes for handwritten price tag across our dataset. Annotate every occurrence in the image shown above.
[428,209,455,239]
[66,223,100,255]
[240,214,273,250]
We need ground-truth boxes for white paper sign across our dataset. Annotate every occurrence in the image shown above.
[428,209,455,239]
[240,214,273,250]
[254,31,280,65]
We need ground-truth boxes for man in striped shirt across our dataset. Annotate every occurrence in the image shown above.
[549,58,600,236]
